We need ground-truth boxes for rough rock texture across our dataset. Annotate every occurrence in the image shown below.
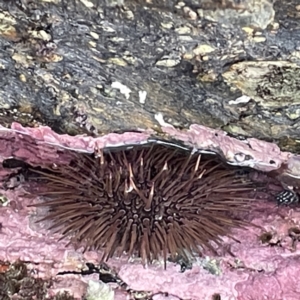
[0,0,300,150]
[1,0,300,299]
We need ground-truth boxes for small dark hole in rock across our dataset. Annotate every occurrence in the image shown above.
[288,227,300,237]
[259,232,273,244]
[212,293,221,300]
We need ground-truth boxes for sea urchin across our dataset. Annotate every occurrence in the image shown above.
[28,144,258,268]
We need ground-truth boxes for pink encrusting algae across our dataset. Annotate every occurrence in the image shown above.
[1,122,300,299]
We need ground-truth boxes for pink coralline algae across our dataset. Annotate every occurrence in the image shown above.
[0,121,300,300]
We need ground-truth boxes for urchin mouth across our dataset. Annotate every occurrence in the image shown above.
[24,143,266,269]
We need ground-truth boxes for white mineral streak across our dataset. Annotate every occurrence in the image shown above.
[86,280,114,300]
[79,0,94,8]
[138,90,147,104]
[111,81,132,100]
[154,112,173,128]
[228,95,251,105]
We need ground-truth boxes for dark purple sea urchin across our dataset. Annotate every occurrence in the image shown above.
[28,144,258,267]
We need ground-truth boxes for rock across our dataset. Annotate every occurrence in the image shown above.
[0,0,299,150]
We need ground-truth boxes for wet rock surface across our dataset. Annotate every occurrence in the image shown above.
[0,0,299,151]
